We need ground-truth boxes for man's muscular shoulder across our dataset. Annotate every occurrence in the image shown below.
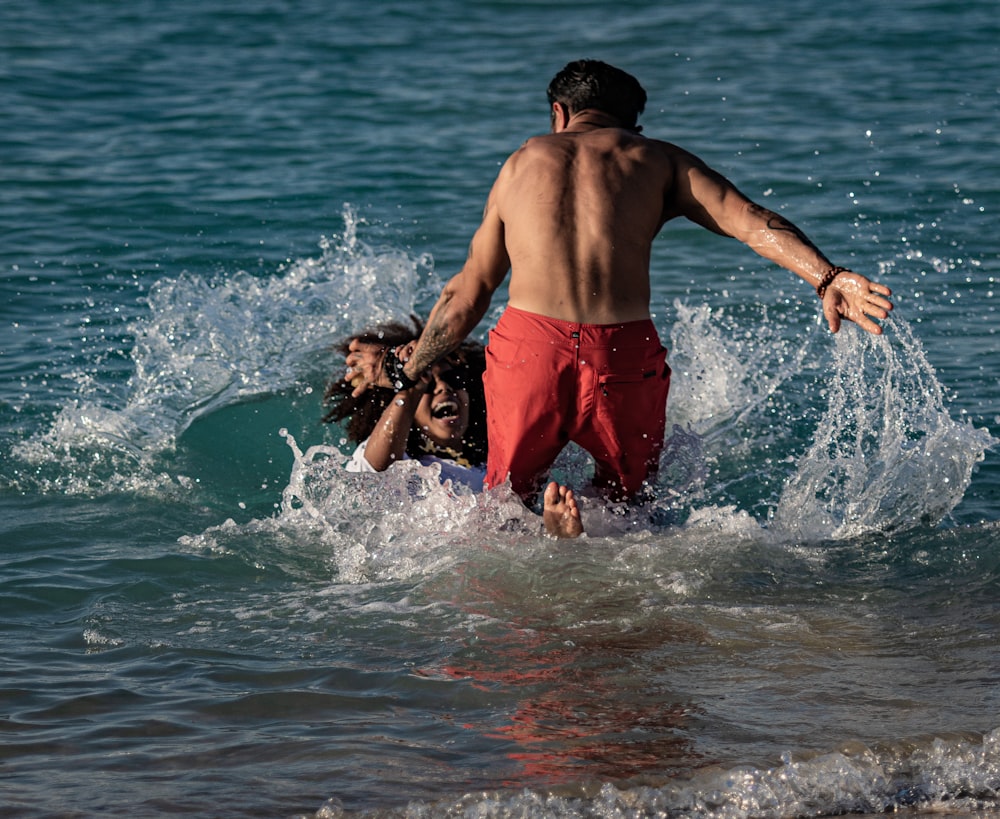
[505,133,568,169]
[492,136,569,203]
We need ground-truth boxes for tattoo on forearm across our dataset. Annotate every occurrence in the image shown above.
[764,212,822,255]
[422,321,457,364]
[409,309,459,374]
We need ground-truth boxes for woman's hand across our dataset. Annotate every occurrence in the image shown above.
[343,339,393,397]
[344,338,431,397]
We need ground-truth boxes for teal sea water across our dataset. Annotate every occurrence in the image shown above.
[3,1,1000,816]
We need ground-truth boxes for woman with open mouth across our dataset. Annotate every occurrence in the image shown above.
[323,318,489,491]
[322,317,582,537]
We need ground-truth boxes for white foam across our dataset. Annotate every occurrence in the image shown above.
[319,728,1000,818]
[275,430,535,583]
[666,300,808,435]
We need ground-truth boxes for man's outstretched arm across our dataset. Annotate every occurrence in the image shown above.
[739,201,894,335]
[671,151,893,334]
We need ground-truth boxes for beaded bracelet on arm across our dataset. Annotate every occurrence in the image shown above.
[816,266,850,299]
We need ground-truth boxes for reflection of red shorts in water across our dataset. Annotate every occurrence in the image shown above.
[483,306,670,500]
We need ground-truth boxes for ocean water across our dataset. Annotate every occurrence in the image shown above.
[2,0,999,816]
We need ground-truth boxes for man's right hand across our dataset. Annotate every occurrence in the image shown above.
[343,339,429,397]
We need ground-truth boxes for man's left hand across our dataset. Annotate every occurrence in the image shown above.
[823,271,894,335]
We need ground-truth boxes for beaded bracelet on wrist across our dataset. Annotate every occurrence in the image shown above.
[816,266,850,299]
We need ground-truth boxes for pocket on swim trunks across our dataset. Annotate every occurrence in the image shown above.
[597,366,667,400]
[594,356,671,442]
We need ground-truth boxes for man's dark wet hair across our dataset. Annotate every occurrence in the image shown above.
[546,59,647,131]
[322,317,488,466]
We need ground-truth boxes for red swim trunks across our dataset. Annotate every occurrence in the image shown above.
[483,306,670,501]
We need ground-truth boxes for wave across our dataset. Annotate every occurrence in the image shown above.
[305,728,1000,818]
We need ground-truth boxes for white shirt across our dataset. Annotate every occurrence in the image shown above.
[346,438,486,492]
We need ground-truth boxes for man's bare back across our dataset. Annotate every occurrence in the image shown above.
[398,59,893,386]
[496,119,667,324]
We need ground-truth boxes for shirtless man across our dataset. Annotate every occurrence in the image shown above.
[386,59,893,533]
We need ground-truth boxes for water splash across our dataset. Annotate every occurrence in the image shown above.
[116,204,432,445]
[272,430,532,583]
[773,315,997,539]
[8,206,435,495]
[665,300,809,436]
[650,300,815,521]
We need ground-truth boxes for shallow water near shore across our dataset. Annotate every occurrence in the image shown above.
[3,0,1000,816]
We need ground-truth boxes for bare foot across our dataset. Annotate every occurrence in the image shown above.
[542,481,584,538]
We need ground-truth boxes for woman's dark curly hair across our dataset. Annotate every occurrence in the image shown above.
[322,317,488,466]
